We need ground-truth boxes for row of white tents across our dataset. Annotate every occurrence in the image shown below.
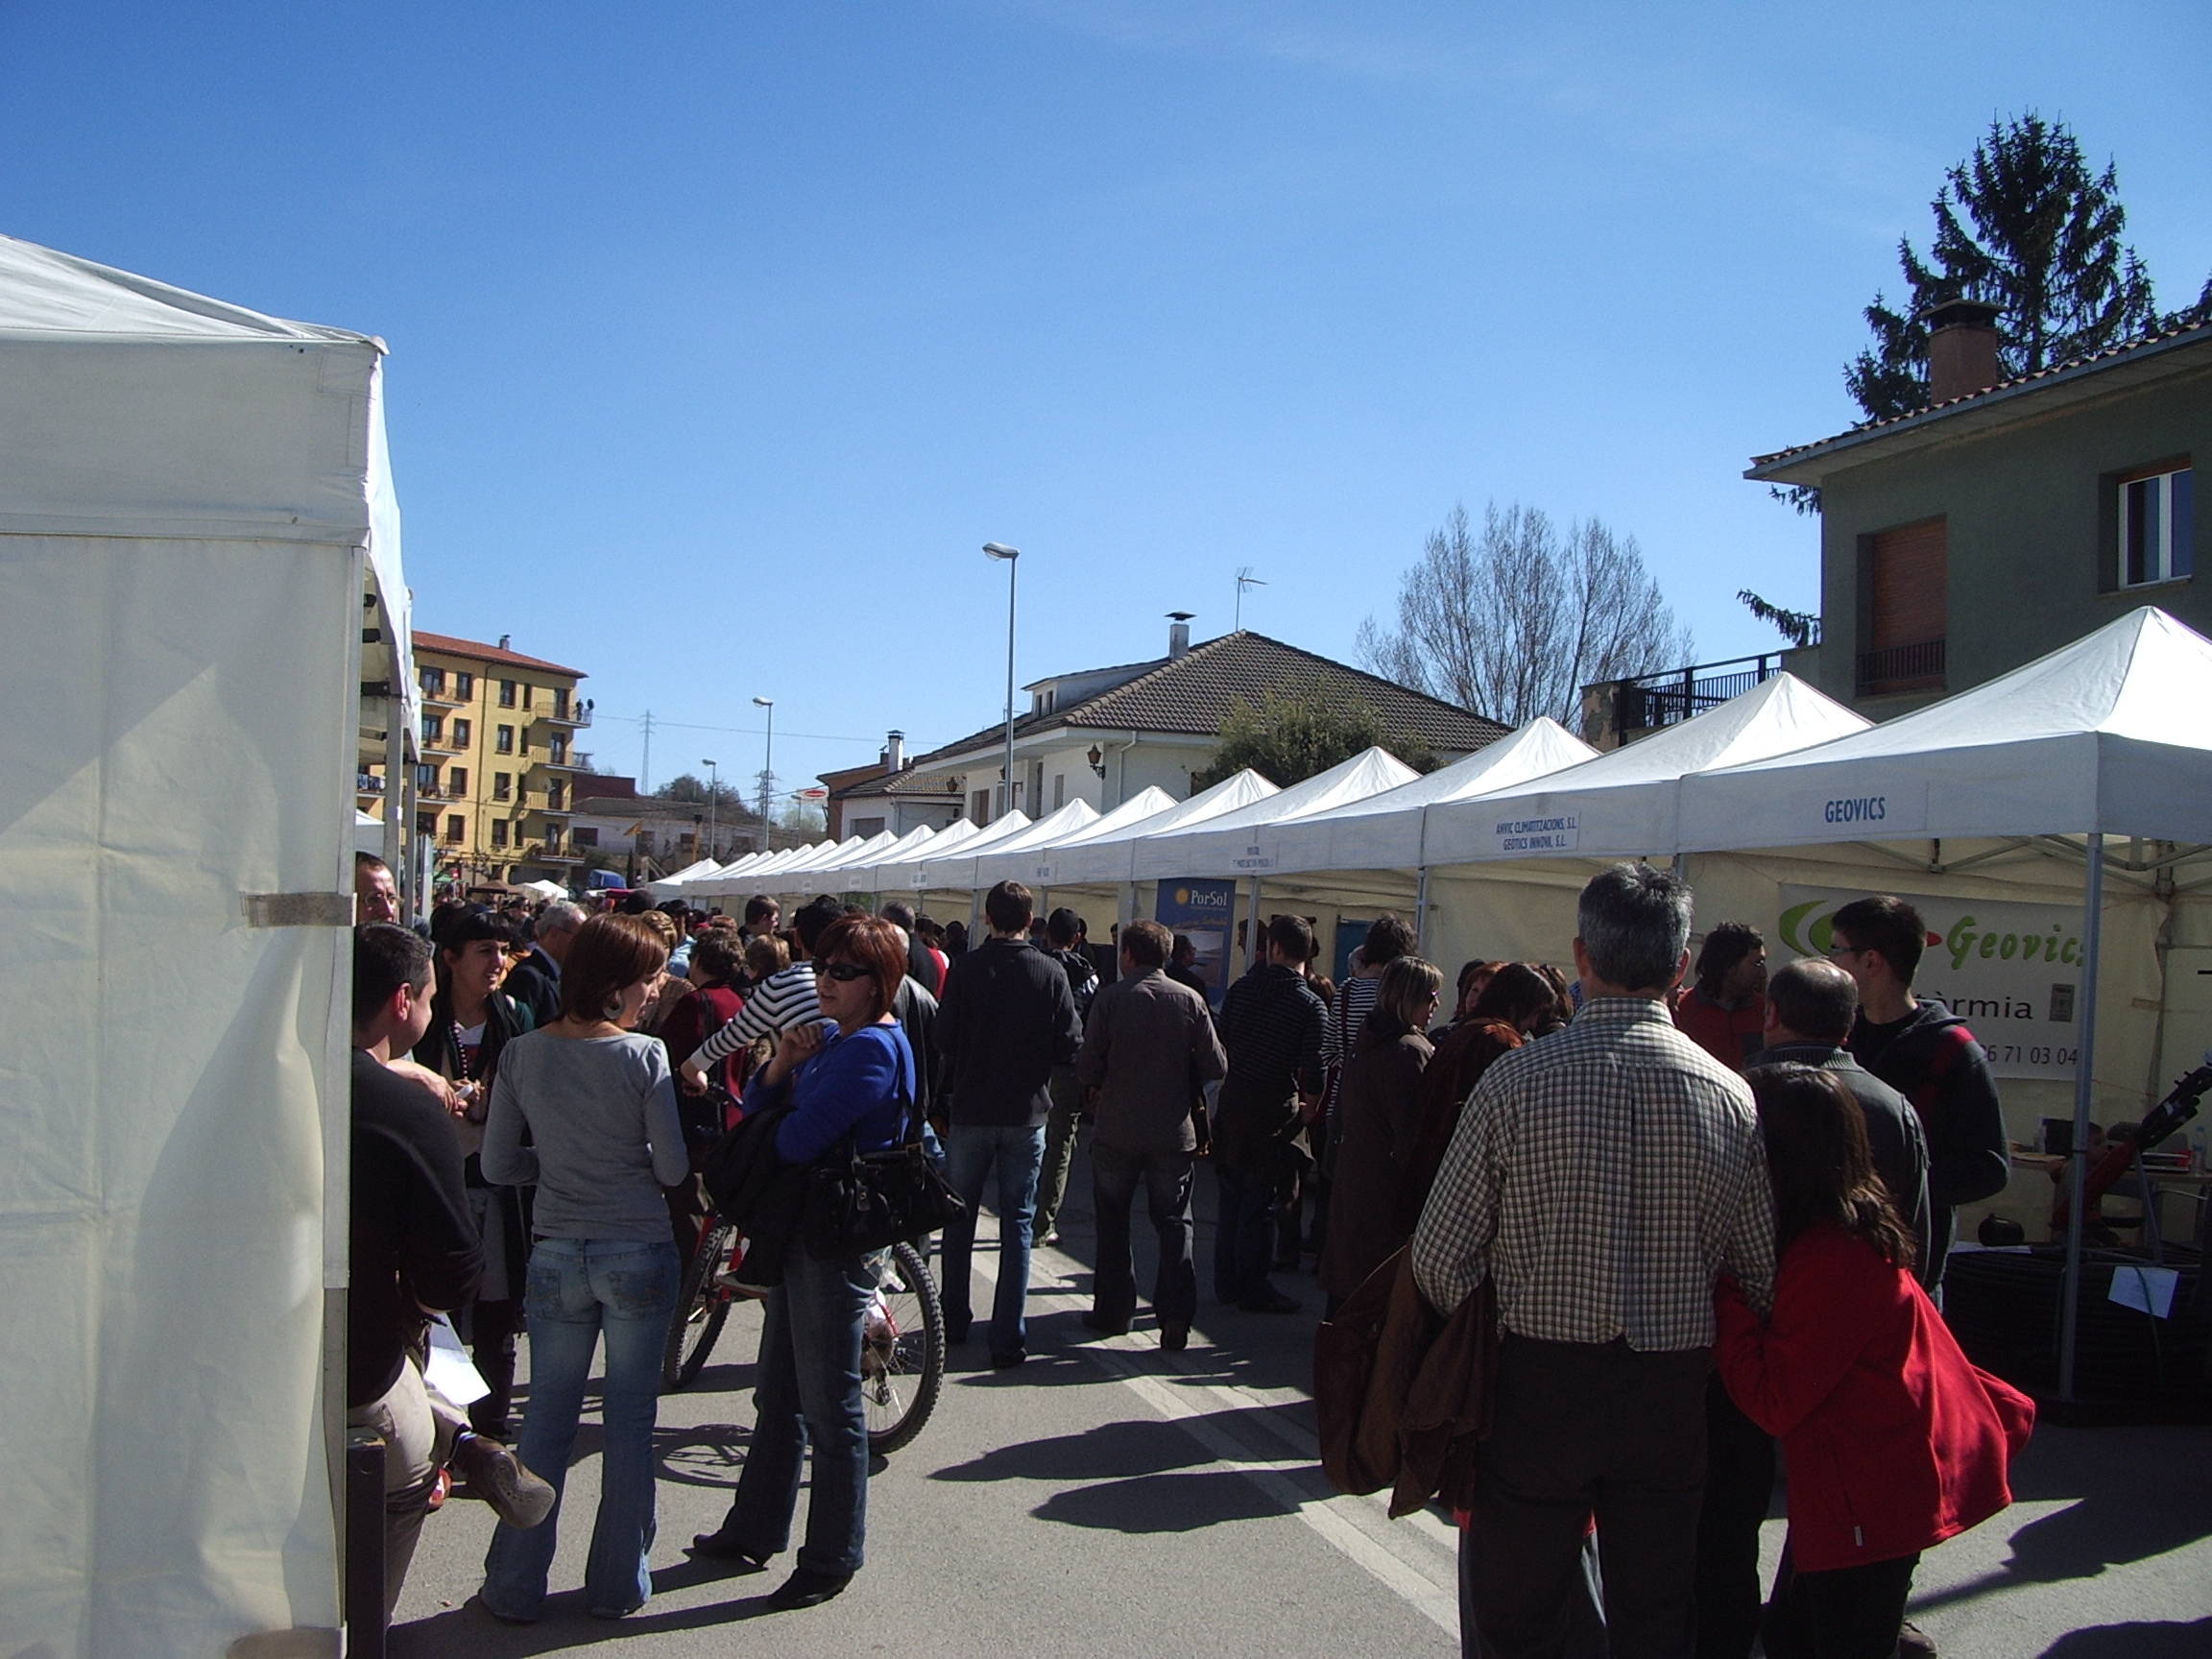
[661,606,2212,1392]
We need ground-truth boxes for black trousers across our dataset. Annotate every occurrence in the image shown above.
[1464,1334,1711,1659]
[1763,1548,1919,1659]
[1091,1142,1197,1330]
[1693,1375,1778,1659]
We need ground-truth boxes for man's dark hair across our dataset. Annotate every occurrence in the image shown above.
[354,850,390,876]
[1172,933,1196,962]
[878,899,917,930]
[617,890,654,915]
[794,893,845,953]
[354,923,432,1027]
[1122,919,1172,968]
[1469,962,1555,1029]
[688,927,746,986]
[1577,863,1692,992]
[1695,922,1764,996]
[1046,906,1081,947]
[1831,896,1926,985]
[1264,913,1314,962]
[660,899,690,920]
[745,895,779,926]
[1767,957,1859,1045]
[985,880,1035,933]
[1362,914,1416,966]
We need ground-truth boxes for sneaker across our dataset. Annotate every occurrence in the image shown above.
[451,1433,555,1529]
[1897,1622,1937,1658]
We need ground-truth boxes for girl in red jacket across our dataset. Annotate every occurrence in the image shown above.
[1719,1064,2034,1659]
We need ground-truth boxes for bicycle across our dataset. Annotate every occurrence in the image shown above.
[662,1224,946,1457]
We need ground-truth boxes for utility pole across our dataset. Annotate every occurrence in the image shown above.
[639,709,654,793]
[703,758,719,860]
[753,696,776,851]
[984,542,1021,816]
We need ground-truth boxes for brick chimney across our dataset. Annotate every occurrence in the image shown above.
[886,730,905,771]
[1166,612,1194,659]
[1924,298,2004,405]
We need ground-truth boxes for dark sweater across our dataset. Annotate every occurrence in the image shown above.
[1214,962,1328,1167]
[934,935,1083,1128]
[349,1049,483,1407]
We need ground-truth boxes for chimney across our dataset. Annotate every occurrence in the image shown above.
[1923,298,2004,405]
[1166,611,1194,659]
[886,730,906,771]
[497,633,512,650]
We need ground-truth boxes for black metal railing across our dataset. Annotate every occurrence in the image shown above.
[1856,637,1946,692]
[1605,652,1793,737]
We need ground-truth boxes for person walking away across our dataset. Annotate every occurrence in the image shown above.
[1033,906,1101,1247]
[349,924,549,1618]
[411,909,534,1438]
[1165,933,1210,1000]
[879,899,943,996]
[1673,921,1768,1071]
[1313,916,1416,1261]
[505,899,584,1031]
[1411,864,1777,1657]
[1317,957,1442,1315]
[681,893,842,1091]
[1695,957,1936,1658]
[690,916,918,1607]
[933,881,1083,1367]
[1828,896,2009,1291]
[1074,920,1227,1349]
[658,926,750,1260]
[914,915,953,987]
[1393,964,1555,1238]
[1718,1065,2032,1659]
[477,915,688,1623]
[1213,914,1329,1314]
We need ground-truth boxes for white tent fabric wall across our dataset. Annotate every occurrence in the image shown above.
[794,830,900,895]
[923,798,1098,892]
[0,234,396,1656]
[1030,769,1279,889]
[1130,747,1419,882]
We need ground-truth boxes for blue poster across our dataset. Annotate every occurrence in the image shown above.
[1156,878,1238,1008]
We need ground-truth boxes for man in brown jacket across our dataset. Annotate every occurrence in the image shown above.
[1075,919,1228,1350]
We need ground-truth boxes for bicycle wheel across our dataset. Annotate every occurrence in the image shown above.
[662,1219,735,1392]
[862,1239,944,1455]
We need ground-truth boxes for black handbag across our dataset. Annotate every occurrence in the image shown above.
[804,1088,966,1258]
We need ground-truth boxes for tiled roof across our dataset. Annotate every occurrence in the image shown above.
[414,630,588,679]
[910,630,1507,766]
[1748,316,2212,474]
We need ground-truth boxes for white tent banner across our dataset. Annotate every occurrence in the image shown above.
[1776,884,2084,1080]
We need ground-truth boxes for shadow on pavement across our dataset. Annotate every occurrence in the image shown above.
[928,1415,1213,1483]
[2038,1618,2212,1657]
[1032,1467,1288,1532]
[654,1421,749,1489]
[391,1560,790,1656]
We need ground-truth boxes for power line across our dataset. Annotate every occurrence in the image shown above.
[595,712,890,745]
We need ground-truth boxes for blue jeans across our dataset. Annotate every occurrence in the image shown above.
[481,1237,680,1621]
[1213,1161,1286,1307]
[941,1123,1046,1357]
[1091,1142,1197,1329]
[713,1246,876,1575]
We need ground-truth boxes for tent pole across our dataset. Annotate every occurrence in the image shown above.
[1251,876,1265,974]
[1415,866,1431,952]
[2057,831,2106,1403]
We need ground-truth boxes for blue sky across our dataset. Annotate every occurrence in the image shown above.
[3,1,2205,804]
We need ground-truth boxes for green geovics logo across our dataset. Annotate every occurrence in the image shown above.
[1779,900,2085,971]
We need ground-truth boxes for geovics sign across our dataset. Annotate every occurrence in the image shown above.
[1778,883,2084,1081]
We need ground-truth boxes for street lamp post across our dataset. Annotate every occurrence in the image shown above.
[702,758,719,860]
[983,542,1020,817]
[752,696,775,851]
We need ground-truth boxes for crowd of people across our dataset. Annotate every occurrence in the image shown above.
[348,848,2027,1657]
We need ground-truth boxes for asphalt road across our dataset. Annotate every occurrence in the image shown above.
[390,1144,2212,1658]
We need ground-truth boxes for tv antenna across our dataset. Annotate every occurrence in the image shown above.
[1234,566,1266,631]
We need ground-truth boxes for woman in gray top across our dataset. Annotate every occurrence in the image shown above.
[479,914,688,1623]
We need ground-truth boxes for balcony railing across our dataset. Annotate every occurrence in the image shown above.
[536,701,593,728]
[1598,652,1793,740]
[522,843,584,864]
[1856,637,1946,694]
[356,775,386,795]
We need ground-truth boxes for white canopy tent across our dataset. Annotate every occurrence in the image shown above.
[974,786,1179,890]
[1131,747,1422,882]
[921,799,1101,892]
[1025,769,1280,890]
[848,817,984,892]
[793,830,901,896]
[0,234,409,1656]
[875,811,1030,900]
[643,857,720,898]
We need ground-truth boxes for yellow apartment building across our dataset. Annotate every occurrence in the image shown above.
[356,631,593,890]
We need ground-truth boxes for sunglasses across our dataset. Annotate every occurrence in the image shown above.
[811,960,874,982]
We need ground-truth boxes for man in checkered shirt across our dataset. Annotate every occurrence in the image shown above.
[1412,863,1775,1658]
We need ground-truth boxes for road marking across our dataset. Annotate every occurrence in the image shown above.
[960,1236,1461,1639]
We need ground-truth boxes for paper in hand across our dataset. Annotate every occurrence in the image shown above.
[2107,1263,2180,1320]
[425,1314,492,1405]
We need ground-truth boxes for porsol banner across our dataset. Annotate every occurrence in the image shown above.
[1775,884,2084,1082]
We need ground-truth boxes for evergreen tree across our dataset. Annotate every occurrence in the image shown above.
[1846,114,2163,421]
[1190,678,1435,792]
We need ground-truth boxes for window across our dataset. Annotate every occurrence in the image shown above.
[499,679,517,708]
[455,671,474,700]
[973,789,992,825]
[1052,773,1066,810]
[448,766,469,795]
[545,825,564,852]
[492,818,509,849]
[451,717,471,748]
[415,762,438,793]
[495,725,515,755]
[522,683,535,710]
[553,687,570,719]
[445,814,466,844]
[637,830,657,854]
[421,712,444,744]
[679,832,695,852]
[1858,517,1947,693]
[545,779,565,809]
[2121,464,2195,588]
[549,734,568,764]
[419,665,445,697]
[416,811,438,838]
[493,771,511,801]
[571,826,599,848]
[852,816,885,837]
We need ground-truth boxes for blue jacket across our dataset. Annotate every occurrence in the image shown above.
[747,1021,915,1165]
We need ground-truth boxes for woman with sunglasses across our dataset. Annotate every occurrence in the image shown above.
[690,914,916,1611]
